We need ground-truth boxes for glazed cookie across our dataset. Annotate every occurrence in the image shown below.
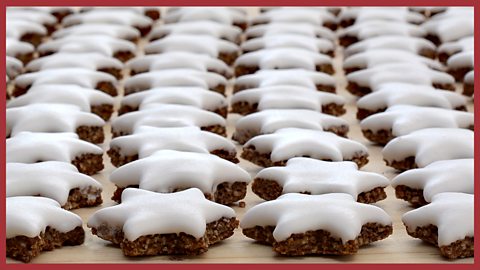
[88,188,238,256]
[6,196,84,262]
[339,7,425,27]
[13,68,118,97]
[165,7,247,30]
[17,6,74,22]
[26,52,124,79]
[241,34,335,56]
[252,158,389,203]
[463,70,474,97]
[6,132,104,175]
[62,10,153,36]
[343,49,443,74]
[108,126,238,167]
[6,56,23,79]
[338,20,426,47]
[111,104,226,137]
[7,84,115,121]
[402,192,473,259]
[6,19,47,47]
[6,104,106,144]
[7,161,103,209]
[124,69,227,96]
[6,38,35,64]
[79,6,161,21]
[234,48,334,77]
[344,36,437,59]
[422,9,474,45]
[118,87,228,117]
[245,23,335,41]
[346,63,456,97]
[7,8,57,34]
[110,150,250,204]
[52,23,141,42]
[356,83,468,120]
[38,35,136,62]
[241,193,393,255]
[392,159,473,207]
[234,69,336,93]
[233,109,349,144]
[437,36,473,63]
[150,21,242,44]
[144,34,240,65]
[446,50,473,82]
[382,128,474,171]
[230,85,346,116]
[251,8,338,30]
[127,52,233,78]
[242,128,369,168]
[360,105,474,144]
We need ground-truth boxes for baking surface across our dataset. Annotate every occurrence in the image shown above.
[6,7,474,264]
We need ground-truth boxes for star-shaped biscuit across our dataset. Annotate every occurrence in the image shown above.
[241,193,392,255]
[87,188,238,256]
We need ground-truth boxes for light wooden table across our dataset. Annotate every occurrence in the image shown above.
[6,7,474,264]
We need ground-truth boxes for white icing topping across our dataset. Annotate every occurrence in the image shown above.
[145,34,239,58]
[245,23,335,41]
[38,35,136,57]
[7,8,57,26]
[7,196,83,238]
[79,7,159,14]
[110,126,235,158]
[343,49,443,71]
[7,132,103,163]
[422,9,473,43]
[447,50,474,69]
[26,52,123,72]
[121,87,226,113]
[360,105,474,136]
[392,159,473,202]
[240,193,392,242]
[234,109,348,139]
[344,36,436,57]
[339,7,425,24]
[256,158,389,200]
[52,23,140,40]
[124,69,226,93]
[244,128,368,163]
[231,86,345,112]
[7,161,102,206]
[438,36,473,56]
[347,63,454,90]
[235,69,335,90]
[464,70,474,85]
[111,104,226,135]
[6,19,47,39]
[6,56,23,79]
[7,104,105,137]
[63,10,152,27]
[357,83,467,111]
[87,188,236,240]
[14,7,73,14]
[165,7,246,26]
[14,68,117,89]
[241,34,334,54]
[382,128,474,167]
[340,20,426,40]
[127,52,232,78]
[234,48,332,71]
[110,150,250,194]
[252,8,337,26]
[6,38,35,57]
[150,21,242,43]
[402,192,473,246]
[7,84,114,110]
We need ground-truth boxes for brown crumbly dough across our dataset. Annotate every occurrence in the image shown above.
[64,186,103,210]
[252,178,386,203]
[6,226,85,263]
[12,81,118,98]
[107,146,238,167]
[424,34,441,46]
[118,104,228,118]
[394,185,428,207]
[20,33,46,47]
[463,81,474,97]
[405,224,474,259]
[97,67,123,80]
[218,51,239,66]
[144,10,161,20]
[438,51,457,64]
[124,83,226,96]
[233,124,349,145]
[91,104,114,121]
[347,82,456,97]
[76,125,105,144]
[14,52,36,65]
[448,67,472,82]
[111,182,247,205]
[135,25,152,37]
[71,153,104,175]
[384,156,417,171]
[51,10,73,22]
[241,146,369,168]
[362,129,395,145]
[113,51,136,63]
[243,222,393,255]
[233,83,336,94]
[230,101,345,117]
[338,35,359,48]
[234,63,334,77]
[418,48,437,59]
[357,105,468,120]
[111,124,227,138]
[91,217,239,256]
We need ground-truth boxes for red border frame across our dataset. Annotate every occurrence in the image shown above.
[2,1,478,269]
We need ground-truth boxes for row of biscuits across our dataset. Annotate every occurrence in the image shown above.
[339,7,474,259]
[5,7,162,262]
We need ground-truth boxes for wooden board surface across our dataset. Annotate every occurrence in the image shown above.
[6,7,474,264]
